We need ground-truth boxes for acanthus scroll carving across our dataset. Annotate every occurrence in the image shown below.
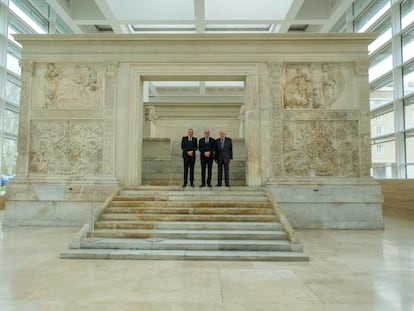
[30,121,103,175]
[283,63,345,109]
[282,121,359,177]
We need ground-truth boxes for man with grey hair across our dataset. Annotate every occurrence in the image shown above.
[181,128,197,187]
[198,129,216,187]
[215,130,233,187]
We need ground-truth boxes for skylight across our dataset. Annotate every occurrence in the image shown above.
[205,0,293,21]
[106,0,194,21]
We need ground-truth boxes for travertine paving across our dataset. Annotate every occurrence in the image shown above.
[0,211,413,311]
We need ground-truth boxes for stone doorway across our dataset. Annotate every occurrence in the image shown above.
[115,63,264,187]
[141,80,246,186]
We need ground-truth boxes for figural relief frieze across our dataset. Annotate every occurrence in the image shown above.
[283,63,347,109]
[29,120,103,175]
[35,63,103,109]
[282,121,359,177]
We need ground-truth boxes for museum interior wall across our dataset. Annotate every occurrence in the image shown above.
[4,34,383,228]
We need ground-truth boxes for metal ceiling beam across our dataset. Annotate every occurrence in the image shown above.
[94,0,125,33]
[194,0,205,33]
[279,0,304,33]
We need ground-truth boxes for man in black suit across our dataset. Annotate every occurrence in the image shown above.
[215,130,233,187]
[198,129,216,188]
[181,128,197,187]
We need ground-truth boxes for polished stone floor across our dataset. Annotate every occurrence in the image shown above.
[0,210,413,311]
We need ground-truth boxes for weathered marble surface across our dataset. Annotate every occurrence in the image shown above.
[5,34,381,227]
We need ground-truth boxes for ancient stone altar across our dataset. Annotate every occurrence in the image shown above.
[4,34,383,228]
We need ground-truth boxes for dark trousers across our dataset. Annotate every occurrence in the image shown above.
[183,157,195,184]
[200,157,213,186]
[217,161,230,186]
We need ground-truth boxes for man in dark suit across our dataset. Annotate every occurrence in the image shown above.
[215,130,233,187]
[198,129,216,188]
[181,128,197,187]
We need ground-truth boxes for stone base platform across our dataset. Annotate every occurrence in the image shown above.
[267,177,384,229]
[61,187,309,261]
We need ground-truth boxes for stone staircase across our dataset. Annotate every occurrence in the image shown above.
[60,187,308,261]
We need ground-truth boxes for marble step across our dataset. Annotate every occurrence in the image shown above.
[142,180,247,186]
[114,195,269,202]
[87,229,288,240]
[110,201,271,208]
[99,213,278,222]
[118,191,266,200]
[94,221,283,231]
[104,207,275,215]
[60,249,309,261]
[78,238,299,252]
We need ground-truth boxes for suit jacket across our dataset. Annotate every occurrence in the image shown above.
[215,137,233,163]
[199,137,216,161]
[181,136,198,159]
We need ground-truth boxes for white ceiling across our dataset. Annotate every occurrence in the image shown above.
[45,0,355,101]
[46,0,355,34]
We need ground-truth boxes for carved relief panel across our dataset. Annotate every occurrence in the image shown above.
[282,120,359,177]
[32,63,104,109]
[29,120,103,175]
[282,63,356,110]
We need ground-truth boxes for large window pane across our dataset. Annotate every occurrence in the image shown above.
[369,45,393,82]
[406,135,414,162]
[7,26,22,47]
[405,98,414,129]
[369,16,392,54]
[354,0,391,32]
[6,53,20,75]
[5,80,21,105]
[9,0,47,34]
[406,135,414,177]
[56,15,73,34]
[28,0,50,19]
[402,28,414,63]
[402,0,414,30]
[370,81,393,109]
[371,110,395,137]
[403,63,414,96]
[3,110,19,136]
[371,139,396,178]
[331,12,346,32]
[1,139,17,176]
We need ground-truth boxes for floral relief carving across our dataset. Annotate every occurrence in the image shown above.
[29,121,103,175]
[37,63,103,109]
[282,121,359,177]
[283,63,345,109]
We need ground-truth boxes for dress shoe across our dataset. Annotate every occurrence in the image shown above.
[190,183,195,187]
[199,184,206,188]
[225,185,231,187]
[207,184,212,188]
[215,184,222,187]
[182,183,187,188]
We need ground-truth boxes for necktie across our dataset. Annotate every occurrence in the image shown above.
[206,137,209,144]
[221,138,224,148]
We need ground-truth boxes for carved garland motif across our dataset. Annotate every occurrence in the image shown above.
[29,121,103,175]
[282,121,359,177]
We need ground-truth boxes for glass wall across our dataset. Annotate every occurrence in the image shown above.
[0,0,72,191]
[333,0,414,179]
